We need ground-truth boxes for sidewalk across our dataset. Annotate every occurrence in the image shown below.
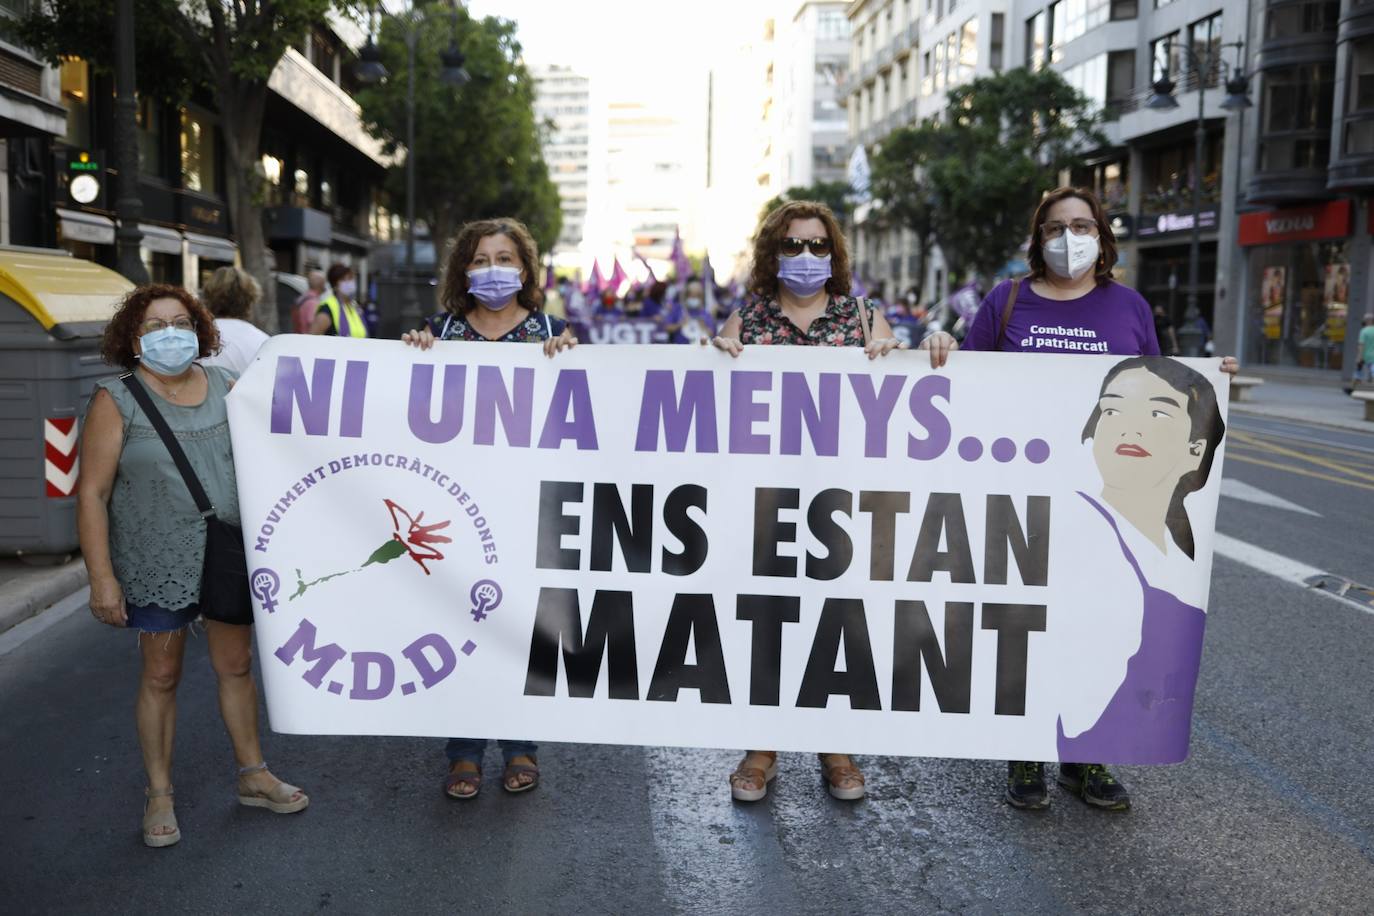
[0,555,87,635]
[1229,376,1374,434]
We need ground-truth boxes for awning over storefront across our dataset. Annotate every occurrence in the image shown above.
[56,208,115,246]
[1238,200,1352,247]
[184,230,237,262]
[0,247,133,339]
[138,223,183,255]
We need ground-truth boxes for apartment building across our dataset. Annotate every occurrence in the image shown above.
[532,64,593,262]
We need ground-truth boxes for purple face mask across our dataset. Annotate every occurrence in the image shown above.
[777,252,832,297]
[466,266,523,309]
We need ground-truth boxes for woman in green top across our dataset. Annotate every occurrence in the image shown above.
[78,284,308,849]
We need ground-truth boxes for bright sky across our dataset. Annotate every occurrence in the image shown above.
[467,0,774,89]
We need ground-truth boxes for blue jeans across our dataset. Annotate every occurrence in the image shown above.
[445,738,537,765]
[125,602,199,633]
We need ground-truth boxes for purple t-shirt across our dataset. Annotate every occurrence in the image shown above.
[963,279,1160,356]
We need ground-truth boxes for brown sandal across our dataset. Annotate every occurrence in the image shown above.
[445,761,482,799]
[502,756,540,794]
[142,786,180,848]
[819,753,865,801]
[729,751,778,802]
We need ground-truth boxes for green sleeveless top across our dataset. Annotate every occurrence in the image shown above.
[92,364,240,609]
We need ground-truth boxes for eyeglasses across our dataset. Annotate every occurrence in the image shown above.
[140,316,196,335]
[779,236,833,258]
[1040,219,1100,240]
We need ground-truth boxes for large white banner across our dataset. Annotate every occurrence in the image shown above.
[228,338,1230,764]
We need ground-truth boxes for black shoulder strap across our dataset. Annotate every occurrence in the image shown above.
[995,278,1022,351]
[120,372,216,519]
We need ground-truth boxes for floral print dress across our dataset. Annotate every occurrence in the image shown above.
[736,295,876,347]
[426,310,567,342]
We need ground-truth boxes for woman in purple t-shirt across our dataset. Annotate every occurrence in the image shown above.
[920,186,1238,813]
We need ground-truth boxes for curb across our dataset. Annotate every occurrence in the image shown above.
[1229,404,1374,436]
[0,561,89,636]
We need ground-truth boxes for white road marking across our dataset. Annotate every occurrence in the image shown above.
[0,586,90,658]
[1220,478,1323,517]
[1212,535,1373,617]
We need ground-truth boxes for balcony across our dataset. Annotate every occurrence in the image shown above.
[862,60,877,84]
[877,41,895,71]
[907,21,919,44]
[893,36,912,61]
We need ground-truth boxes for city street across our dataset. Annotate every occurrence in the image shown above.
[1,412,1371,915]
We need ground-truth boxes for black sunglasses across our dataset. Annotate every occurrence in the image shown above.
[779,236,833,258]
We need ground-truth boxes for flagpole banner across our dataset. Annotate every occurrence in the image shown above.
[228,338,1230,764]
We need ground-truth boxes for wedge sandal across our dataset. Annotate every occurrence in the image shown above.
[729,751,778,802]
[236,762,309,814]
[142,786,181,848]
[819,753,865,801]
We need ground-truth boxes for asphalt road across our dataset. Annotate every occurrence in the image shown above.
[1,413,1372,915]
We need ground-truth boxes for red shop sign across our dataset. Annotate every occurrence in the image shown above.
[1238,199,1352,246]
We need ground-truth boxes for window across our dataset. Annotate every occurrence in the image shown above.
[1189,12,1224,89]
[990,13,1004,71]
[1062,0,1111,44]
[933,38,945,90]
[1150,31,1181,82]
[1107,49,1136,113]
[310,28,338,82]
[1049,1,1066,63]
[946,32,958,85]
[1026,11,1047,71]
[60,58,90,149]
[292,165,310,207]
[1063,53,1107,110]
[179,108,218,194]
[1263,1,1338,39]
[1111,0,1137,18]
[1259,62,1335,171]
[957,18,979,82]
[922,50,933,95]
[137,98,163,178]
[816,9,849,40]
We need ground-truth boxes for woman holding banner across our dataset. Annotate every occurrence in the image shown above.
[403,217,575,798]
[920,186,1239,812]
[711,199,906,803]
[79,285,308,848]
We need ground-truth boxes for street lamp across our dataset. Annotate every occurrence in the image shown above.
[354,4,469,334]
[1146,38,1252,357]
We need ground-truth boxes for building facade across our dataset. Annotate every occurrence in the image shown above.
[1,8,391,318]
[775,2,853,191]
[532,64,593,266]
[1221,0,1368,377]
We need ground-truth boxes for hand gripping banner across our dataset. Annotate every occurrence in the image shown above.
[227,338,1229,764]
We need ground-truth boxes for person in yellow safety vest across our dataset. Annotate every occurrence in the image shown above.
[309,263,368,338]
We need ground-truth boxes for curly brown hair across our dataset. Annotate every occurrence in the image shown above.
[100,284,220,370]
[1025,187,1118,284]
[747,200,853,301]
[201,266,261,320]
[438,218,544,317]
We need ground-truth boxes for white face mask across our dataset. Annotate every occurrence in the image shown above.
[1042,233,1100,281]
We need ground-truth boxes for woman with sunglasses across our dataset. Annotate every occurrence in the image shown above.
[919,186,1238,812]
[711,199,905,803]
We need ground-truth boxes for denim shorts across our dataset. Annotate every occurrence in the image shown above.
[125,602,201,633]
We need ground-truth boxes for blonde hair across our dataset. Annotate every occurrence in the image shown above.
[201,266,261,320]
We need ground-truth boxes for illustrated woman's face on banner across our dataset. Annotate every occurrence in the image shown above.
[1090,368,1206,493]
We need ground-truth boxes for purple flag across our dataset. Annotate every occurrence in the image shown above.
[585,259,604,296]
[609,257,628,293]
[544,264,556,291]
[670,227,691,280]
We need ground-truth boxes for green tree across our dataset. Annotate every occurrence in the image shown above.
[925,67,1105,285]
[21,0,350,330]
[868,122,942,300]
[759,179,853,226]
[355,4,561,255]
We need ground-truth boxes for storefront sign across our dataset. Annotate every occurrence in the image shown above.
[1238,200,1352,247]
[228,338,1231,765]
[1137,209,1218,239]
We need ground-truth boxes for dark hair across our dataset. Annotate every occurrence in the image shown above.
[748,199,852,301]
[1026,187,1118,284]
[101,284,220,370]
[648,280,668,301]
[1081,357,1225,559]
[326,263,354,289]
[438,217,544,317]
[201,266,260,320]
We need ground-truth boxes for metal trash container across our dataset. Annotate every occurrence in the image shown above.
[0,245,132,556]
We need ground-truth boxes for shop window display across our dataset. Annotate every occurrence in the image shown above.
[1249,241,1348,370]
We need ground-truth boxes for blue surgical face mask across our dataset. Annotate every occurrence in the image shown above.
[467,265,523,310]
[138,327,199,375]
[777,252,832,298]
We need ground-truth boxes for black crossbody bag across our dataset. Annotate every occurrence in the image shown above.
[120,372,253,626]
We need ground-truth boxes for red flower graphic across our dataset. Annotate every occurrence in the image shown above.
[384,498,452,573]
